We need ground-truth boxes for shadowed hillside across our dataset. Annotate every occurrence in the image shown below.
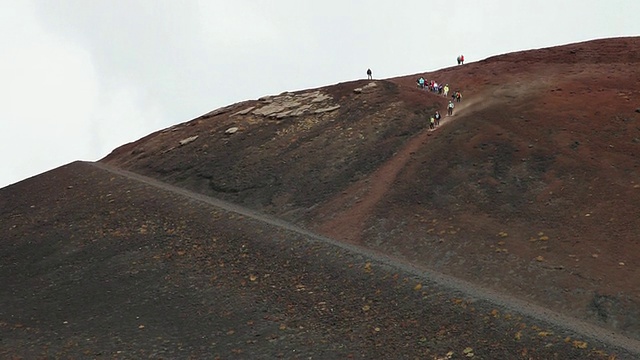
[4,162,637,358]
[2,37,640,358]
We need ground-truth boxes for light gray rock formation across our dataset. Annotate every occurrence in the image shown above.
[253,103,287,116]
[250,90,337,118]
[233,107,255,116]
[179,135,198,145]
[311,94,332,103]
[314,105,341,113]
[290,104,313,117]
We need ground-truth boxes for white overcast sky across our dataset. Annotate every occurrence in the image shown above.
[1,1,639,188]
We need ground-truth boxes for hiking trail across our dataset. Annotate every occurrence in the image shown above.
[88,161,640,357]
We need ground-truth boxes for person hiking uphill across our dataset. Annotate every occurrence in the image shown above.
[367,68,372,80]
[429,116,435,129]
[434,111,441,126]
[443,84,449,98]
[447,100,454,116]
[455,91,462,103]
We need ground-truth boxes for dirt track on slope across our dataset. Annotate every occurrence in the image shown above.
[89,161,640,357]
[313,93,482,244]
[99,39,640,343]
[314,126,435,244]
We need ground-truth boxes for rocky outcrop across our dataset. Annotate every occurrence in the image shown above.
[233,106,255,116]
[225,127,239,135]
[314,105,341,114]
[252,103,289,117]
[353,82,378,94]
[179,135,198,146]
[241,90,339,119]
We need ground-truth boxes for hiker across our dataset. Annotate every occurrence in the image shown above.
[367,68,372,80]
[460,55,465,64]
[447,100,454,116]
[435,111,441,126]
[429,116,435,129]
[418,77,425,89]
[455,91,462,103]
[443,84,449,97]
[457,56,461,65]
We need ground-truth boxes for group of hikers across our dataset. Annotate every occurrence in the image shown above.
[416,77,462,101]
[428,92,461,130]
[366,55,466,130]
[428,110,442,129]
[416,75,463,128]
[424,55,466,125]
[416,77,447,95]
[447,92,462,114]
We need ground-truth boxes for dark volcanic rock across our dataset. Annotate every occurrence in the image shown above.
[4,37,640,358]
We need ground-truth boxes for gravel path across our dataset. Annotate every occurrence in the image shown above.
[90,161,640,357]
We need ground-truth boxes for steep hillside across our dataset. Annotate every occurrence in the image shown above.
[104,79,436,214]
[4,162,637,358]
[102,37,640,340]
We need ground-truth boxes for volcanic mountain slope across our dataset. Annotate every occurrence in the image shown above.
[103,37,640,339]
[1,37,640,358]
[2,162,636,358]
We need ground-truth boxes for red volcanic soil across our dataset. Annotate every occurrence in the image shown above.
[2,37,640,358]
[102,37,640,340]
[312,38,640,336]
[3,162,636,358]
